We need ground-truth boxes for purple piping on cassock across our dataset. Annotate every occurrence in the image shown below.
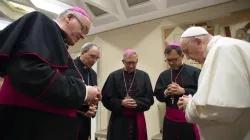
[0,76,77,117]
[0,54,78,117]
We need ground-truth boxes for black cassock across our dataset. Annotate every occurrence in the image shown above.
[74,57,98,140]
[0,12,87,140]
[154,64,200,140]
[102,69,154,140]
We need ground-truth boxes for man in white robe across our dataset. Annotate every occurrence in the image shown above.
[177,26,250,140]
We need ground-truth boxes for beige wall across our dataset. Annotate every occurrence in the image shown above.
[69,0,250,139]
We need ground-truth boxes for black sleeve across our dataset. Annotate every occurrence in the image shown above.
[101,73,123,114]
[7,55,86,109]
[154,73,170,102]
[134,73,154,112]
[184,69,200,96]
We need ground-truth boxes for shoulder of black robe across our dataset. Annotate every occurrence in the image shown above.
[0,11,68,76]
[184,64,201,80]
[182,64,201,95]
[74,57,97,86]
[0,11,87,109]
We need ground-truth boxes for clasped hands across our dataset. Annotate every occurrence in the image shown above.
[78,86,102,118]
[177,94,192,111]
[166,82,185,96]
[121,98,137,108]
[86,86,102,105]
[166,82,192,111]
[77,103,97,118]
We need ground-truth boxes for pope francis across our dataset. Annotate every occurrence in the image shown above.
[177,26,250,140]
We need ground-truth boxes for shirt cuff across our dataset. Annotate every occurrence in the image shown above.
[164,89,168,98]
[84,84,88,102]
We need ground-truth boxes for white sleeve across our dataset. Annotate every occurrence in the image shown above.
[185,100,245,125]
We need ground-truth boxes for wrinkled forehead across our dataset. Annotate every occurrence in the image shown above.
[86,47,100,54]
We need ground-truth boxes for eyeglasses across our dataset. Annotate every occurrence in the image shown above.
[165,57,179,63]
[72,15,89,39]
[124,61,137,65]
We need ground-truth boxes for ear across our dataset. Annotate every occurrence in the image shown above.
[194,37,202,45]
[122,60,125,64]
[66,14,74,22]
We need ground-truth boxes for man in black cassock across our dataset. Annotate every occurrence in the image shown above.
[0,8,102,140]
[74,43,100,140]
[101,49,154,140]
[154,43,200,140]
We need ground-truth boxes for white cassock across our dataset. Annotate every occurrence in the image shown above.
[185,35,250,140]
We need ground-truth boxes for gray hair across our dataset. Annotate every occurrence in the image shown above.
[123,52,138,60]
[80,42,99,53]
[181,34,212,45]
[56,10,83,21]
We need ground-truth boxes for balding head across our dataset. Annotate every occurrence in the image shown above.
[56,7,91,46]
[80,42,100,68]
[180,26,213,64]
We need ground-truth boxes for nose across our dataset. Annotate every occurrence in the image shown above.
[169,61,174,65]
[129,65,134,68]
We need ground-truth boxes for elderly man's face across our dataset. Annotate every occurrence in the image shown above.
[122,54,138,73]
[80,47,100,68]
[65,14,91,46]
[180,38,206,64]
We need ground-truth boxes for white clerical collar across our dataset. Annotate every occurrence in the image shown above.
[205,35,222,57]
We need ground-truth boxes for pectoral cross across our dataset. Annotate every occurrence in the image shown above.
[125,94,131,99]
[171,97,174,104]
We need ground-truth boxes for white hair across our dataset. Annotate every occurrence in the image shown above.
[56,10,83,21]
[80,42,100,53]
[123,52,138,60]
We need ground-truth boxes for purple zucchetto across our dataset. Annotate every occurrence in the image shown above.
[168,43,180,48]
[123,49,136,55]
[68,7,90,20]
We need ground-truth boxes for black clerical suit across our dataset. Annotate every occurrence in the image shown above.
[74,57,97,140]
[154,64,201,140]
[102,69,154,140]
[0,11,87,140]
